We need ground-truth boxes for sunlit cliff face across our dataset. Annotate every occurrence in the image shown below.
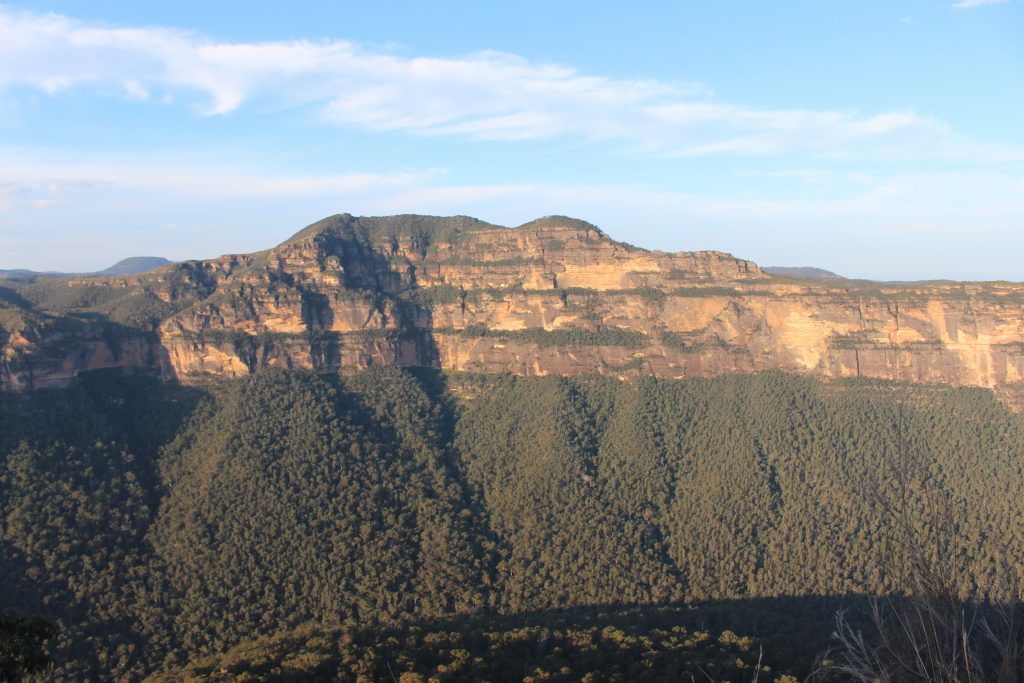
[4,214,1024,391]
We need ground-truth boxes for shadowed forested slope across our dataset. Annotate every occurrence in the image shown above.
[1,368,1022,680]
[149,368,492,657]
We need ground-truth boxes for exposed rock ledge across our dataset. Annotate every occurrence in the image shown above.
[3,213,1024,391]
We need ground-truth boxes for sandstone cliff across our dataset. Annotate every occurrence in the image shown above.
[3,213,1024,390]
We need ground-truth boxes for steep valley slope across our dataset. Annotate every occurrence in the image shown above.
[2,368,1023,679]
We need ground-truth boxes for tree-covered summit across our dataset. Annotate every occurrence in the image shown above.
[281,213,501,248]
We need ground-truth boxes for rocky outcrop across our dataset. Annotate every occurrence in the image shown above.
[427,286,1024,386]
[3,213,1024,390]
[0,310,155,390]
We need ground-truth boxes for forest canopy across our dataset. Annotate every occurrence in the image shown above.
[1,368,1022,680]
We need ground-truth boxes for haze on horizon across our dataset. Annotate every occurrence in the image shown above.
[0,0,1022,281]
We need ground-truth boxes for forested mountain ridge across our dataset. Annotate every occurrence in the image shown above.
[4,213,1024,391]
[1,367,1022,679]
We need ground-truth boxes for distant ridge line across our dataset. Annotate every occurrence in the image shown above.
[0,256,171,279]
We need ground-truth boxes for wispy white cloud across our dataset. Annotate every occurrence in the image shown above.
[375,172,1024,235]
[0,8,689,134]
[0,157,436,202]
[0,149,438,233]
[953,0,1010,8]
[733,168,876,185]
[0,7,1013,161]
[2,149,1020,238]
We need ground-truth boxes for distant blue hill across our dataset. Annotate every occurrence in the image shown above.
[0,256,170,279]
[763,266,845,281]
[94,256,172,276]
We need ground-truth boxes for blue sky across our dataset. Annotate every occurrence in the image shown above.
[1,1,1022,279]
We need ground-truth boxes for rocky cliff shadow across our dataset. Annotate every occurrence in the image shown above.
[315,232,442,371]
[0,309,171,390]
[1,367,207,458]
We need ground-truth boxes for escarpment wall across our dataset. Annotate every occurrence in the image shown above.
[4,214,1024,390]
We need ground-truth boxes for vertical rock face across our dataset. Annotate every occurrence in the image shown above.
[3,213,1024,390]
[0,313,154,390]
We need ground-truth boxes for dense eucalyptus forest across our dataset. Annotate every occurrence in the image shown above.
[1,367,1022,680]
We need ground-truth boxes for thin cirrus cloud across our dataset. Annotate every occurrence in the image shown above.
[0,7,997,160]
[952,0,1011,8]
[1,151,1022,279]
[0,151,438,213]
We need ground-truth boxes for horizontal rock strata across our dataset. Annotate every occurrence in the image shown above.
[3,214,1024,390]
